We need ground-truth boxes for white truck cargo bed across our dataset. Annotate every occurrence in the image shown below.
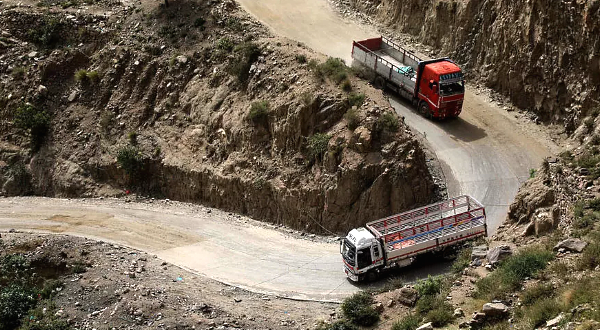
[366,195,486,262]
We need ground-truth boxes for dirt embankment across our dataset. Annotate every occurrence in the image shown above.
[0,0,435,233]
[346,0,600,129]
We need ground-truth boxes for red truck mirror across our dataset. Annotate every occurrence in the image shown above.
[429,79,438,93]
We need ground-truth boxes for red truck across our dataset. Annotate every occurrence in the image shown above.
[351,36,465,119]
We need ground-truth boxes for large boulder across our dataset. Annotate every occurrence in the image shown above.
[482,302,508,317]
[471,245,488,260]
[487,245,512,264]
[554,238,588,253]
[397,286,418,306]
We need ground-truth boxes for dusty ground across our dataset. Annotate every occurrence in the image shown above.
[0,232,339,330]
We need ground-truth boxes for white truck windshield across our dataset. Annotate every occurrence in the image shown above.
[342,240,356,266]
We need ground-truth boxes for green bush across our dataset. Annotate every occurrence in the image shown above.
[217,37,234,52]
[529,168,537,178]
[248,101,270,122]
[522,298,563,329]
[116,146,144,176]
[377,112,399,133]
[579,241,600,270]
[295,54,307,64]
[27,17,62,47]
[227,42,261,83]
[71,261,87,274]
[12,66,27,80]
[451,247,472,273]
[476,247,554,300]
[522,283,555,305]
[0,284,37,330]
[425,303,454,327]
[306,133,330,162]
[391,314,420,330]
[347,93,365,108]
[74,69,100,83]
[316,320,357,330]
[341,292,379,326]
[13,103,50,150]
[415,275,443,297]
[128,131,138,145]
[340,79,352,92]
[344,108,360,130]
[39,280,63,300]
[300,92,313,106]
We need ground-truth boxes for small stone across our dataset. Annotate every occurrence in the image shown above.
[546,313,564,327]
[176,55,188,64]
[373,302,384,314]
[234,298,242,303]
[28,51,38,58]
[416,322,433,330]
[68,91,78,102]
[37,85,48,96]
[386,299,395,308]
[454,308,464,317]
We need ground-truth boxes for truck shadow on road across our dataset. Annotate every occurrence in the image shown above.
[389,95,487,143]
[351,252,455,290]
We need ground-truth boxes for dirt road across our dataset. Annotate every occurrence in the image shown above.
[235,0,557,233]
[0,197,452,301]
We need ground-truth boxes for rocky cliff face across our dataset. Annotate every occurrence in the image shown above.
[349,0,600,129]
[0,0,435,234]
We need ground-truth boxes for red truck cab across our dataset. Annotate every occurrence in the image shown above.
[416,59,465,119]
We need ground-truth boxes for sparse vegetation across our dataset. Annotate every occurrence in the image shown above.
[521,297,564,328]
[347,93,365,108]
[217,37,235,52]
[306,133,330,162]
[341,291,379,326]
[344,108,360,130]
[248,100,270,122]
[391,314,420,330]
[301,92,313,106]
[451,247,472,273]
[74,69,100,84]
[227,42,261,84]
[13,103,50,151]
[116,146,144,176]
[311,57,352,86]
[475,247,553,300]
[27,17,62,47]
[522,283,555,305]
[529,168,537,178]
[12,66,27,80]
[315,320,357,330]
[415,275,443,297]
[340,79,352,92]
[295,54,307,63]
[376,112,400,133]
[128,131,138,145]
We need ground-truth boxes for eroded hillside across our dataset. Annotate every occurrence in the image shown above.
[0,0,437,233]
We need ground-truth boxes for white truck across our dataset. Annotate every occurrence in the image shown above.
[341,195,487,281]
